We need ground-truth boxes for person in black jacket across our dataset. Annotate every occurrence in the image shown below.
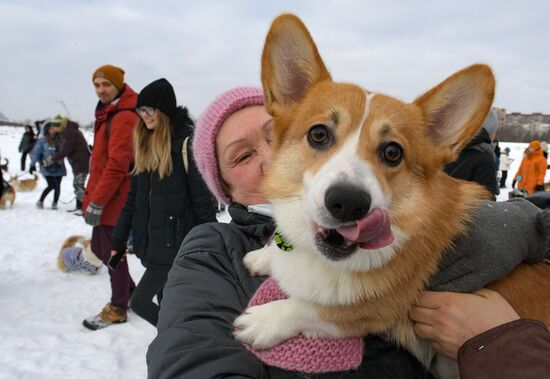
[110,78,216,326]
[147,87,550,378]
[46,115,90,214]
[146,87,433,378]
[18,125,36,171]
[444,109,499,199]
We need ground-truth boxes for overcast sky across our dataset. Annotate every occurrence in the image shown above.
[1,0,548,124]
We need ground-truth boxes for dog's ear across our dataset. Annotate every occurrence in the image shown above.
[261,13,332,117]
[414,64,495,164]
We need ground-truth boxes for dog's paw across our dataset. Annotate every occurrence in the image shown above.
[243,248,271,276]
[234,300,299,349]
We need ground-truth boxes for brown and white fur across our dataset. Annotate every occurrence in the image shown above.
[234,13,550,369]
[10,173,39,192]
[0,182,16,208]
[57,235,94,272]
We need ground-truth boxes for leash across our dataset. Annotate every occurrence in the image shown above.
[59,196,76,205]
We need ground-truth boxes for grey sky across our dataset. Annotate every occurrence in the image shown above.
[1,0,548,124]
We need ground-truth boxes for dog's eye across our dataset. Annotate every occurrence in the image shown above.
[381,142,403,166]
[307,124,333,149]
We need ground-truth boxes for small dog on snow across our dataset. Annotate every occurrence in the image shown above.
[10,173,39,192]
[57,235,102,274]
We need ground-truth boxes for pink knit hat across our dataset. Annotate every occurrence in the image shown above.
[245,277,364,373]
[193,87,264,205]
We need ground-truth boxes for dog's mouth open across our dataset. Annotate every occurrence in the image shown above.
[314,208,394,261]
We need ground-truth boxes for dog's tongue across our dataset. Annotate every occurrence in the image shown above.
[336,208,394,249]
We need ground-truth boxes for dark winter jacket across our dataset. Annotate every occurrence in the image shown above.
[458,319,550,378]
[111,108,217,270]
[146,198,550,378]
[30,124,66,177]
[19,131,35,153]
[50,121,90,174]
[146,204,433,379]
[83,84,138,226]
[444,127,498,197]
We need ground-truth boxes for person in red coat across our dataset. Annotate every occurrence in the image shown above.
[82,64,138,330]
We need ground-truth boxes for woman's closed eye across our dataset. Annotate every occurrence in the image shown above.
[233,150,255,166]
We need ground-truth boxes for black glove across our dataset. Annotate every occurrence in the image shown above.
[535,184,545,192]
[511,179,516,188]
[29,166,36,174]
[84,202,103,226]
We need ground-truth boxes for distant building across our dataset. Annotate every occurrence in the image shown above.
[495,108,550,143]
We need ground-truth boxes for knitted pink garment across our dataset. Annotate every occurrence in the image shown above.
[245,277,364,373]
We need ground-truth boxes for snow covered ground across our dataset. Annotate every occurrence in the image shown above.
[0,125,541,378]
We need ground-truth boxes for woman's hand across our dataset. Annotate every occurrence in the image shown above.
[409,289,520,359]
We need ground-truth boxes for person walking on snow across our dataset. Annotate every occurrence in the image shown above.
[111,78,216,326]
[82,64,138,330]
[18,125,36,171]
[499,147,513,188]
[45,115,90,215]
[29,121,66,209]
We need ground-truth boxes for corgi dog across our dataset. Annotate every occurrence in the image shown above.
[0,182,16,209]
[57,235,102,273]
[10,173,39,192]
[234,13,550,368]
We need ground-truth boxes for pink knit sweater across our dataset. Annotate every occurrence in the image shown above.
[245,277,364,373]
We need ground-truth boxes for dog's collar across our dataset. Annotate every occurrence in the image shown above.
[274,230,294,252]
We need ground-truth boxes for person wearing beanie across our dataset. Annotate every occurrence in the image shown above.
[29,120,66,209]
[82,64,139,330]
[512,139,548,195]
[110,78,216,327]
[444,108,499,198]
[147,86,432,377]
[45,116,90,214]
[146,86,550,378]
[499,147,514,188]
[92,64,125,92]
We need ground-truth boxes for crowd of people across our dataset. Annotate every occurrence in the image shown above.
[5,64,550,378]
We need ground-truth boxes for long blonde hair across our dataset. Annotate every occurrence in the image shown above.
[132,111,173,179]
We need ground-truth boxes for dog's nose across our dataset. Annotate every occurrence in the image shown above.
[324,184,371,222]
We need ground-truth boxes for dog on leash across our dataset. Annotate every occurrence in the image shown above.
[234,13,550,369]
[10,173,39,192]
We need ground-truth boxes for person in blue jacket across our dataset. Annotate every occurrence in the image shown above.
[30,121,66,209]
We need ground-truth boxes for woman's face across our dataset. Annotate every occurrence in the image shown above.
[48,126,58,136]
[137,106,159,130]
[216,105,272,206]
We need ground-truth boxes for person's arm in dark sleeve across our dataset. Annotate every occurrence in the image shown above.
[111,175,137,253]
[51,129,74,162]
[458,319,550,379]
[186,142,217,224]
[146,225,267,379]
[470,157,498,197]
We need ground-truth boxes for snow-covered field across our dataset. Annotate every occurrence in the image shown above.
[0,125,541,378]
